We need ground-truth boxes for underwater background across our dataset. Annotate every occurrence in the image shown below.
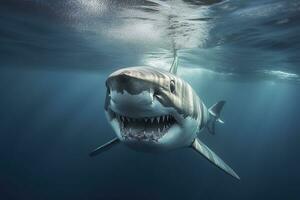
[0,0,300,199]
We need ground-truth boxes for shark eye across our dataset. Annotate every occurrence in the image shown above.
[170,80,175,93]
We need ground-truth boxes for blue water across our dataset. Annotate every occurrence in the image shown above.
[1,0,300,199]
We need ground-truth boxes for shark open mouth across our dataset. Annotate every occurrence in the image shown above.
[111,111,177,142]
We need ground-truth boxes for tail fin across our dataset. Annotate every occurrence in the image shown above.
[207,101,226,134]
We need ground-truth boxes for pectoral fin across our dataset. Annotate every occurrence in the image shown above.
[191,138,240,180]
[89,138,120,157]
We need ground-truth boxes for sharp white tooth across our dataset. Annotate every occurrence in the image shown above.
[144,118,147,123]
[162,116,165,122]
[151,118,154,123]
[156,117,160,123]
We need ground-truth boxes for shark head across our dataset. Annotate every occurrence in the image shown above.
[104,66,201,151]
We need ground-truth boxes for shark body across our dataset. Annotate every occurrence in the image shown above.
[90,54,240,180]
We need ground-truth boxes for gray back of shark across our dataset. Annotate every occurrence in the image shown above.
[90,53,240,180]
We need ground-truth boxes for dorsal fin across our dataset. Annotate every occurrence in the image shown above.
[169,49,178,75]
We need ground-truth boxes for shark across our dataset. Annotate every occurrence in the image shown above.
[90,52,240,180]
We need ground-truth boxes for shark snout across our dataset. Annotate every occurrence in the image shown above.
[109,90,157,118]
[107,72,152,95]
[110,90,153,107]
[107,73,156,117]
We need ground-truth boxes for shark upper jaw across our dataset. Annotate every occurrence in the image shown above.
[108,110,179,143]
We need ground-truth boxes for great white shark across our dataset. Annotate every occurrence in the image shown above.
[90,53,240,179]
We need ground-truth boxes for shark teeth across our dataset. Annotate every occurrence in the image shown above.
[117,114,174,125]
[156,117,160,123]
[114,113,176,142]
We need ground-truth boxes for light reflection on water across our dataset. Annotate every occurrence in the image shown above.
[1,0,300,82]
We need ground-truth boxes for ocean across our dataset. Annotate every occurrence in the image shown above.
[0,0,299,199]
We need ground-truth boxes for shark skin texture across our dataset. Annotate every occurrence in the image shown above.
[90,52,240,180]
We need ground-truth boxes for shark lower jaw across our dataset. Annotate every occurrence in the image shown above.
[110,111,178,142]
